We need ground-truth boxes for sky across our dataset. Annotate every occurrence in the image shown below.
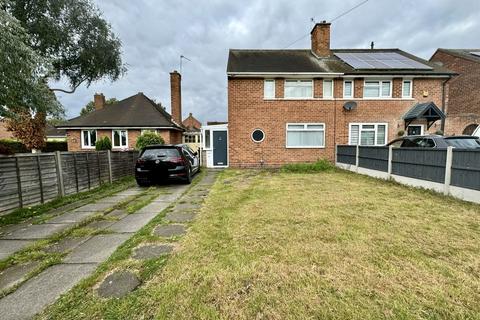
[54,0,480,123]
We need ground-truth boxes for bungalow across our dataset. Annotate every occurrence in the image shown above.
[430,49,480,136]
[227,22,455,167]
[58,71,185,151]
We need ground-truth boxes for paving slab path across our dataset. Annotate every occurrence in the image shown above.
[0,173,219,319]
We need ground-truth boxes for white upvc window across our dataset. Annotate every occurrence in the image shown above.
[264,79,275,99]
[323,79,334,99]
[286,123,325,148]
[284,80,313,98]
[81,130,97,149]
[363,80,392,98]
[343,80,354,98]
[349,123,388,146]
[112,130,128,148]
[402,79,412,98]
[204,130,211,149]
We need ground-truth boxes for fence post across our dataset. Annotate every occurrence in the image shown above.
[97,152,102,185]
[73,153,79,192]
[15,157,23,208]
[55,151,65,197]
[355,145,360,172]
[444,146,453,195]
[36,155,44,203]
[107,150,113,183]
[387,145,393,179]
[334,144,338,165]
[86,152,91,190]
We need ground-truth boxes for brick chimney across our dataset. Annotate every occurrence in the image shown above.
[170,70,182,124]
[94,93,105,110]
[311,21,331,57]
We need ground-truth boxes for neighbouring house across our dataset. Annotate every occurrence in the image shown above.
[45,124,66,141]
[58,71,185,151]
[430,49,480,136]
[227,21,455,167]
[182,112,202,151]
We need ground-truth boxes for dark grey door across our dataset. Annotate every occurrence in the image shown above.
[213,131,227,166]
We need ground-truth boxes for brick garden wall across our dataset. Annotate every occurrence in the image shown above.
[228,77,445,167]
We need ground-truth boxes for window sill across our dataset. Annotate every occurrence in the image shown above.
[286,146,326,149]
[82,146,95,149]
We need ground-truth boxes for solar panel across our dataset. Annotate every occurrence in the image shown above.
[335,52,433,70]
[470,51,480,57]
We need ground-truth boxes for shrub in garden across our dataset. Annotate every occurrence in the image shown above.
[95,136,112,151]
[135,132,164,150]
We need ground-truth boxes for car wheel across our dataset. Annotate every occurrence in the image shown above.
[184,167,192,184]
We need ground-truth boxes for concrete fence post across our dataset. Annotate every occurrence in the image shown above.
[334,144,338,165]
[444,146,453,195]
[355,144,360,172]
[55,151,65,197]
[107,150,113,183]
[387,145,393,179]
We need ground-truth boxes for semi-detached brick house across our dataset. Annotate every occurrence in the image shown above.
[430,49,480,136]
[58,71,184,151]
[227,22,455,167]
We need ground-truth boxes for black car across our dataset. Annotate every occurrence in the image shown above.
[135,144,200,186]
[387,135,480,149]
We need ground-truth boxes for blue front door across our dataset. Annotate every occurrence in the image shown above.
[213,131,227,166]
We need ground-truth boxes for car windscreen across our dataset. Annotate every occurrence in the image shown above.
[445,138,480,149]
[141,148,180,159]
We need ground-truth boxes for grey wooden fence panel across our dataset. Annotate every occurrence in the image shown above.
[358,146,389,172]
[337,145,357,165]
[392,149,447,183]
[451,149,480,191]
[0,151,137,215]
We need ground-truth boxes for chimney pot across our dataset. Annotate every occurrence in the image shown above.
[94,93,105,111]
[170,71,182,124]
[310,22,331,57]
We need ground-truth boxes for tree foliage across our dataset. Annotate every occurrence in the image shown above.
[95,136,111,151]
[5,109,47,150]
[80,97,117,116]
[135,132,165,150]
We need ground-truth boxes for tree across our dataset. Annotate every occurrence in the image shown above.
[95,136,111,151]
[5,109,47,150]
[135,132,165,150]
[80,98,117,116]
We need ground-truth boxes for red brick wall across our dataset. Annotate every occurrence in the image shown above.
[66,128,181,151]
[228,77,444,167]
[430,50,480,134]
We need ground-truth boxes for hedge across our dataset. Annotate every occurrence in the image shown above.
[0,139,67,154]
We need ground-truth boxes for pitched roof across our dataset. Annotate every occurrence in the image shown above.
[403,102,445,121]
[182,113,202,131]
[227,48,454,76]
[432,49,480,64]
[58,93,182,130]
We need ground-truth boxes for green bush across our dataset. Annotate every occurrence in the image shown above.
[42,141,68,152]
[281,159,334,173]
[135,132,164,150]
[95,136,112,151]
[0,139,29,153]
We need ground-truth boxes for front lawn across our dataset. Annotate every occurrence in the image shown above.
[41,169,480,319]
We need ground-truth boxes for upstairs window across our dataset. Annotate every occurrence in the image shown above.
[112,130,128,148]
[349,123,387,146]
[363,80,391,98]
[284,80,313,98]
[264,79,275,99]
[343,80,353,98]
[323,80,333,99]
[402,80,412,98]
[81,130,97,148]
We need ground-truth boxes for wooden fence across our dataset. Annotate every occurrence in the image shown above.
[0,151,138,215]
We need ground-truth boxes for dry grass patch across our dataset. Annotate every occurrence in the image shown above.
[40,169,480,319]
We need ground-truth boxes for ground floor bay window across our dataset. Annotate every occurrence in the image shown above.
[112,130,128,148]
[286,123,325,148]
[349,123,387,146]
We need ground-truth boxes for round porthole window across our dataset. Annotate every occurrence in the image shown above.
[251,129,265,143]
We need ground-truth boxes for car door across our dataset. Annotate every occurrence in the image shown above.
[182,147,199,172]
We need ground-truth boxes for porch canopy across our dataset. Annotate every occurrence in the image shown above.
[403,102,445,129]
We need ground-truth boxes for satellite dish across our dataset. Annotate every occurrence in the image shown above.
[343,101,357,111]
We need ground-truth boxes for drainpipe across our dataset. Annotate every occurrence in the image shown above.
[441,76,451,133]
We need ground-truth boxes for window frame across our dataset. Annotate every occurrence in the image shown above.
[203,129,211,149]
[343,80,354,98]
[323,79,334,99]
[111,129,128,148]
[363,80,392,99]
[348,123,388,146]
[407,124,424,136]
[285,123,326,149]
[402,79,413,98]
[264,79,276,99]
[81,129,97,149]
[284,79,314,99]
[251,129,265,143]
